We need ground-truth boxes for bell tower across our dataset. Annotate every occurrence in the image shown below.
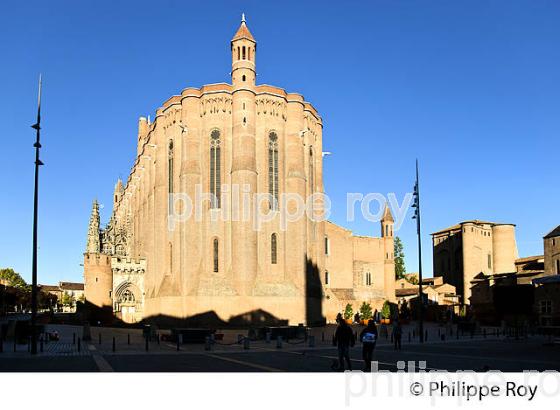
[231,13,256,87]
[230,14,258,295]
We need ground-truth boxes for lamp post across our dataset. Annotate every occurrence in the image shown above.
[30,74,43,355]
[412,159,424,343]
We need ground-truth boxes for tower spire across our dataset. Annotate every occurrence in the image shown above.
[241,12,245,23]
[86,199,101,253]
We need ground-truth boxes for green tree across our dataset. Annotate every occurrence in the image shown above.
[343,303,353,320]
[381,300,392,319]
[359,302,373,320]
[406,274,419,285]
[61,291,75,307]
[394,237,406,279]
[0,268,29,290]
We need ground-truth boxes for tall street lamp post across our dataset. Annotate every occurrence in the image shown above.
[30,75,43,355]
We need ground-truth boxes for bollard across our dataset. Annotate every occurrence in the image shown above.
[27,336,31,352]
[145,336,149,352]
[321,332,325,342]
[205,336,211,351]
[243,337,250,350]
[412,329,415,338]
[99,333,102,345]
[408,332,411,343]
[456,329,459,339]
[40,336,44,353]
[73,333,76,345]
[112,337,116,353]
[77,337,81,352]
[157,334,160,345]
[308,335,315,348]
[128,334,130,345]
[265,332,271,344]
[14,337,17,353]
[390,334,393,343]
[438,329,441,337]
[276,336,283,349]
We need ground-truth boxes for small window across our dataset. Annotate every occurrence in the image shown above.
[242,75,246,82]
[324,236,330,255]
[556,259,560,274]
[271,233,277,265]
[325,271,329,285]
[242,46,246,59]
[540,300,552,314]
[365,272,372,286]
[213,238,219,273]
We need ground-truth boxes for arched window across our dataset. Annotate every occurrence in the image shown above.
[213,238,219,273]
[237,47,240,60]
[242,46,246,60]
[325,271,329,285]
[365,272,372,286]
[210,130,221,208]
[271,233,277,264]
[268,131,279,209]
[248,47,251,60]
[168,140,174,212]
[324,236,330,255]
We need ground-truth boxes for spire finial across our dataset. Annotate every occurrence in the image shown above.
[241,13,246,23]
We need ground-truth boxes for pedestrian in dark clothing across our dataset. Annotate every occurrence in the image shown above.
[334,320,355,371]
[392,320,402,350]
[359,320,378,371]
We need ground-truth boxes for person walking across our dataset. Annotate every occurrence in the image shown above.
[359,320,378,371]
[392,320,402,351]
[333,319,355,371]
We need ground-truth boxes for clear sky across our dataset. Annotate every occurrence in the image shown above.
[1,0,558,285]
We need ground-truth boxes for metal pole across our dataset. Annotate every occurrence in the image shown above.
[30,74,43,355]
[413,159,424,343]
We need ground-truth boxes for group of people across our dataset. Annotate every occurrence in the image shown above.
[332,313,403,372]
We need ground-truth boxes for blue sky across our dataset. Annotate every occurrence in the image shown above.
[1,0,558,284]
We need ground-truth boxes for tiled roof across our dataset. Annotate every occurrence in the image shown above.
[544,225,560,239]
[59,282,84,291]
[232,21,255,42]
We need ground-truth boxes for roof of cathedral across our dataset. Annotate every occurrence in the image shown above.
[232,14,255,42]
[544,224,560,239]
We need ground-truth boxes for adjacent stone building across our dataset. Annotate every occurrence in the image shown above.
[432,220,518,304]
[83,17,395,325]
[544,225,560,275]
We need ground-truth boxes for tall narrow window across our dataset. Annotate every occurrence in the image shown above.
[242,46,246,59]
[210,130,221,208]
[488,253,492,269]
[556,259,560,274]
[213,238,219,273]
[168,140,174,212]
[248,48,251,60]
[325,271,329,285]
[237,47,240,60]
[271,233,277,264]
[309,147,314,194]
[324,236,330,255]
[268,131,279,209]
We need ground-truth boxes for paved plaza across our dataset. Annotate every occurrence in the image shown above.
[1,323,559,372]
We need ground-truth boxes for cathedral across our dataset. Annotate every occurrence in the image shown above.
[83,16,396,325]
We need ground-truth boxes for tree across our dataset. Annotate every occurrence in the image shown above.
[394,237,406,279]
[0,268,29,290]
[343,303,353,320]
[381,300,392,319]
[359,302,373,320]
[407,274,419,285]
[61,291,75,307]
